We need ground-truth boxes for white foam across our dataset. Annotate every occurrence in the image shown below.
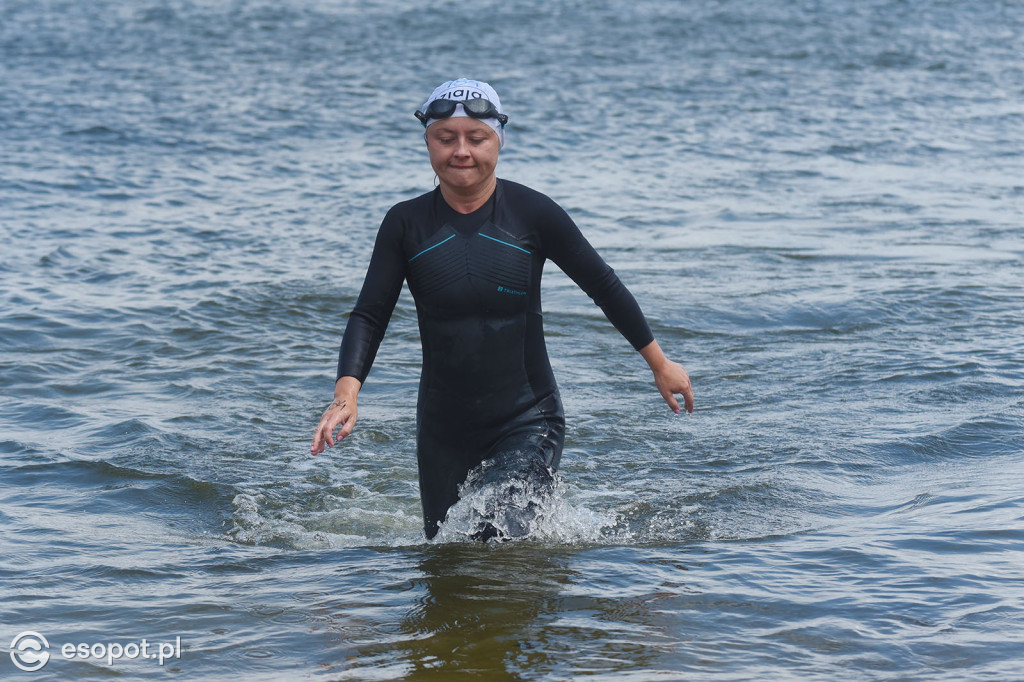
[226,492,422,548]
[433,474,620,545]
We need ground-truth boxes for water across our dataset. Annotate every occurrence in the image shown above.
[2,0,1023,678]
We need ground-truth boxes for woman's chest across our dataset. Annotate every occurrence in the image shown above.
[404,221,542,314]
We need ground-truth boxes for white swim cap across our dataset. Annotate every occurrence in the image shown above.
[418,78,506,148]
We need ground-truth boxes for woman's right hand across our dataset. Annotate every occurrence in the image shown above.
[310,377,362,455]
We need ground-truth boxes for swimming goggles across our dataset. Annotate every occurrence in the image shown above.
[415,98,509,127]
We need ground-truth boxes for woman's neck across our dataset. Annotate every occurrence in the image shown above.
[439,175,497,214]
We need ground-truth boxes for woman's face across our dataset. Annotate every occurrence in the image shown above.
[425,117,500,194]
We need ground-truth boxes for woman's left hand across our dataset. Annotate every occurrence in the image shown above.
[640,339,694,414]
[653,359,694,414]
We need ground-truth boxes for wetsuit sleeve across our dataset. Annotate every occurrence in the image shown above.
[540,198,655,351]
[336,209,406,383]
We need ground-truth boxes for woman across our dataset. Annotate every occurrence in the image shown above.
[311,78,693,540]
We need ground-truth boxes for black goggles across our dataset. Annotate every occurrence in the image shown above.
[414,98,508,127]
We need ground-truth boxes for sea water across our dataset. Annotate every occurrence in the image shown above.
[2,0,1023,678]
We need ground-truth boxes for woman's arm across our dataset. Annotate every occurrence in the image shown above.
[536,191,693,414]
[311,208,406,454]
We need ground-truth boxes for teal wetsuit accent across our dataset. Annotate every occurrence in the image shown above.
[337,179,653,539]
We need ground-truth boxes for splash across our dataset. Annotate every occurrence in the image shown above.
[223,449,709,549]
[226,491,423,549]
[432,457,620,545]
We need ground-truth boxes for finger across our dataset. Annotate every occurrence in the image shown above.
[311,419,327,454]
[682,384,694,413]
[680,372,694,413]
[674,367,694,414]
[319,413,340,449]
[311,427,328,455]
[659,385,681,414]
[337,410,357,439]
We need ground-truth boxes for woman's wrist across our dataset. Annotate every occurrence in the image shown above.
[639,339,670,372]
[334,376,362,402]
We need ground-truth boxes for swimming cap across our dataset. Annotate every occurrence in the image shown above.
[420,78,506,148]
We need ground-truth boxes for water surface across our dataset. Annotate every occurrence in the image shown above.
[2,0,1023,678]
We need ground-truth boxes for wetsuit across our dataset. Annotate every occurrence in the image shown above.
[337,179,653,538]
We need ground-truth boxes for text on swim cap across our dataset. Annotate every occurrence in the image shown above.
[436,88,487,101]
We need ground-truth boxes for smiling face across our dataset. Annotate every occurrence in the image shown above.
[425,117,501,198]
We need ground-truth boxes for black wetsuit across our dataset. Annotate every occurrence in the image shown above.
[337,179,653,538]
